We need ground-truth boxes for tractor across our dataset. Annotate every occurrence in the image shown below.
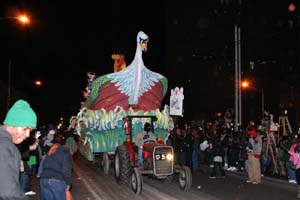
[114,115,192,194]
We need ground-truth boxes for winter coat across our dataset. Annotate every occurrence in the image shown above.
[289,144,300,169]
[248,135,262,158]
[212,142,225,157]
[0,126,27,199]
[41,145,72,186]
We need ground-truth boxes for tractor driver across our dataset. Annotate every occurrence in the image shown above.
[135,122,156,167]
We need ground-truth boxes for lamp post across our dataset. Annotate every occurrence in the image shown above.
[0,14,30,111]
[261,89,265,118]
[0,14,30,24]
[7,59,12,112]
[34,80,43,87]
[241,80,265,119]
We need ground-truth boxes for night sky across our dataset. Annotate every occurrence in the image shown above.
[0,1,166,125]
[0,1,299,127]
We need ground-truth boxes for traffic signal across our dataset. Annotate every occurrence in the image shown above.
[288,3,296,12]
[288,2,299,29]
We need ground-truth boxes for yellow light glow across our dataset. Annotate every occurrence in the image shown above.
[35,80,42,86]
[18,15,30,24]
[241,81,249,88]
[166,153,173,161]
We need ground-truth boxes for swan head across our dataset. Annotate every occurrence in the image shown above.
[137,31,149,52]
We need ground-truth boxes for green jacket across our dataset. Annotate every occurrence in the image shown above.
[280,140,293,161]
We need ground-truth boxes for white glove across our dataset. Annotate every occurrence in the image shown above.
[35,131,42,139]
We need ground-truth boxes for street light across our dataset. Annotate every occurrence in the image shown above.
[241,81,249,88]
[1,13,31,111]
[34,80,43,87]
[17,15,30,24]
[241,80,265,118]
[0,14,30,25]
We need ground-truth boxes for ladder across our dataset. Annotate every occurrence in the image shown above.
[278,116,292,136]
[265,130,279,174]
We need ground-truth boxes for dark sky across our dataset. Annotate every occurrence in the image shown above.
[0,0,298,126]
[0,1,166,125]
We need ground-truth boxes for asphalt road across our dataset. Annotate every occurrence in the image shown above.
[28,154,299,200]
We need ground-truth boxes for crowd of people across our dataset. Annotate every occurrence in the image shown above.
[1,99,300,199]
[166,109,300,196]
[0,99,78,200]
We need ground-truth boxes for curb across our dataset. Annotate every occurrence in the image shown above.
[200,164,298,191]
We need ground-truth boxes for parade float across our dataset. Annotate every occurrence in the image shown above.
[75,31,173,174]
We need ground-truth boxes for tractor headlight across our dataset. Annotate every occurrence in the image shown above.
[155,154,161,160]
[166,153,173,161]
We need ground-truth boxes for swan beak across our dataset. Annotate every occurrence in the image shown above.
[141,42,148,52]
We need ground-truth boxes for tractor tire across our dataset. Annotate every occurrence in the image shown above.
[131,168,143,194]
[178,166,192,191]
[114,145,132,184]
[102,152,109,175]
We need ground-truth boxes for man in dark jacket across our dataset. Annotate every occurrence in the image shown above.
[0,99,37,199]
[40,132,72,200]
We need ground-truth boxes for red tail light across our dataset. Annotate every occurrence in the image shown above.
[143,151,151,158]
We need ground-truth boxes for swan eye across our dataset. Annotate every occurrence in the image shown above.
[139,38,149,44]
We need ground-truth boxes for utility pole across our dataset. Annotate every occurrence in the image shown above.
[6,59,12,112]
[234,25,241,132]
[1,14,30,112]
[238,27,242,130]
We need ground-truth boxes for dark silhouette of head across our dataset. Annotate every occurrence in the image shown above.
[52,132,65,145]
[144,122,152,132]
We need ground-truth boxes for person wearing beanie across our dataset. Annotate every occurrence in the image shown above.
[0,99,37,199]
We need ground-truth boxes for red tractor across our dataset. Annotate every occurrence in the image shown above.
[114,115,192,194]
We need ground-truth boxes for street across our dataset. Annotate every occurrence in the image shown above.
[29,153,298,200]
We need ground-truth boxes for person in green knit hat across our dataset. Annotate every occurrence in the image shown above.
[0,99,37,199]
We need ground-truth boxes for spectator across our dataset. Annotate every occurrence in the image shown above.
[209,138,226,179]
[175,127,186,166]
[245,123,262,184]
[37,129,55,178]
[279,135,296,184]
[64,117,78,156]
[19,131,41,196]
[192,127,201,172]
[42,129,56,154]
[0,99,37,199]
[220,129,229,169]
[168,127,182,165]
[40,132,72,200]
[166,129,176,147]
[288,138,300,198]
[227,134,239,171]
[238,138,248,172]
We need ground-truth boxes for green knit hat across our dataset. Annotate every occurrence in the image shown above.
[3,100,37,129]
